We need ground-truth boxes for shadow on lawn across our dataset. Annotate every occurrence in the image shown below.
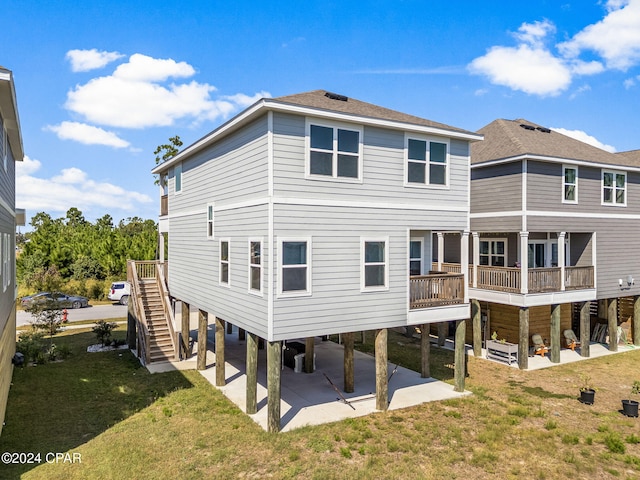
[0,328,195,478]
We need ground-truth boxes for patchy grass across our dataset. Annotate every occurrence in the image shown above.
[3,327,640,479]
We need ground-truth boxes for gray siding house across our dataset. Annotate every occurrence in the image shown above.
[0,66,24,436]
[440,118,640,369]
[149,90,482,430]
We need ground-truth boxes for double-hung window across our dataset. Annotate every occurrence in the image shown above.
[407,137,448,186]
[308,122,361,180]
[280,239,311,294]
[409,240,423,276]
[220,240,230,286]
[563,166,577,203]
[206,204,214,239]
[249,240,262,294]
[602,170,626,206]
[174,163,182,193]
[479,239,506,267]
[362,238,389,291]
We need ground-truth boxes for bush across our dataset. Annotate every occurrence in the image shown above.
[16,330,46,363]
[93,320,117,346]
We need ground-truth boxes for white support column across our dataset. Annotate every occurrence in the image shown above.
[437,232,444,271]
[461,231,470,303]
[472,232,479,288]
[520,231,529,294]
[158,232,165,262]
[558,231,566,291]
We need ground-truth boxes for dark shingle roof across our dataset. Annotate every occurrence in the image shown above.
[471,118,625,167]
[273,90,478,137]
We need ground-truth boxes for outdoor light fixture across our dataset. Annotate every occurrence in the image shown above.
[619,276,635,289]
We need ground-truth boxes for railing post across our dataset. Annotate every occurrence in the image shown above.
[520,232,529,294]
[437,232,444,271]
[461,231,470,303]
[472,232,479,288]
[558,232,566,291]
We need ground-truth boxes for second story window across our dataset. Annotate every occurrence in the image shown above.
[308,122,361,180]
[602,170,626,206]
[280,240,310,294]
[563,166,577,203]
[407,138,448,186]
[174,163,182,193]
[220,240,230,286]
[479,239,506,267]
[249,240,262,294]
[206,204,214,239]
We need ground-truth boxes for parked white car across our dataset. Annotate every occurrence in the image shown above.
[108,281,131,305]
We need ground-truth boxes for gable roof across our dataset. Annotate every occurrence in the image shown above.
[274,90,478,137]
[616,149,640,165]
[471,118,625,169]
[0,66,24,162]
[153,89,482,174]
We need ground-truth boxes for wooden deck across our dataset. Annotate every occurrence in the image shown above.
[409,273,465,309]
[433,262,594,294]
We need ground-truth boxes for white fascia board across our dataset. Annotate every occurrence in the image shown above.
[152,98,483,174]
[0,70,24,161]
[472,154,640,173]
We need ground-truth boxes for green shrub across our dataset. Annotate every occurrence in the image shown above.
[93,320,117,346]
[16,330,46,362]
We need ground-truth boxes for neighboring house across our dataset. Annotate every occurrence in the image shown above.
[0,66,24,436]
[147,90,482,430]
[438,118,640,369]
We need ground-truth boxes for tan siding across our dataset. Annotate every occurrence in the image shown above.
[0,308,15,436]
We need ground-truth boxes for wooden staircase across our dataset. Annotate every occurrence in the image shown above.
[140,279,176,362]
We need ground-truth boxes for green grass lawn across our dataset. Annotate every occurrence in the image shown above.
[3,327,640,479]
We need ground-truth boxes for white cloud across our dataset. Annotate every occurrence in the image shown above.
[469,2,640,95]
[16,156,153,214]
[551,127,617,152]
[64,53,270,129]
[66,49,124,72]
[624,77,636,88]
[45,121,130,148]
[558,0,640,70]
[468,44,571,96]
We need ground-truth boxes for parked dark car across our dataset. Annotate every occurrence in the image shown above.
[21,292,89,310]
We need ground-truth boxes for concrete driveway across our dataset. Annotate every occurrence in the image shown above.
[17,303,127,327]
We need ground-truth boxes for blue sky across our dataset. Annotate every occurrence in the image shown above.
[5,0,640,228]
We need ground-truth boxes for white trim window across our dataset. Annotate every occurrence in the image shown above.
[406,136,449,187]
[409,239,423,276]
[479,238,506,267]
[602,170,626,206]
[279,239,311,295]
[562,165,578,203]
[249,239,262,294]
[219,239,230,286]
[206,203,214,239]
[307,120,362,181]
[1,121,6,173]
[361,237,389,291]
[174,163,183,193]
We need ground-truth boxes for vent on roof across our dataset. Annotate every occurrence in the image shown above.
[325,91,348,102]
[536,127,551,133]
[520,124,535,130]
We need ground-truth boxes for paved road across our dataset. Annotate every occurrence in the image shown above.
[17,303,128,327]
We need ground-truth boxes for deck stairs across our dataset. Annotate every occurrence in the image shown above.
[139,279,176,362]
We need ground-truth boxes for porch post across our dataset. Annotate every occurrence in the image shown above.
[437,232,444,270]
[375,329,388,411]
[305,337,315,373]
[520,232,529,294]
[420,323,430,378]
[550,304,561,363]
[267,340,282,433]
[472,232,479,288]
[580,301,591,357]
[197,309,208,370]
[461,231,470,303]
[158,231,165,262]
[215,317,226,386]
[437,323,447,346]
[558,232,566,291]
[181,301,190,359]
[518,307,529,370]
[608,298,618,352]
[454,319,466,392]
[634,296,640,346]
[343,332,354,393]
[471,298,482,357]
[246,332,258,414]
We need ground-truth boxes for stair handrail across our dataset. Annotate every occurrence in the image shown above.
[155,260,178,360]
[127,260,151,365]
